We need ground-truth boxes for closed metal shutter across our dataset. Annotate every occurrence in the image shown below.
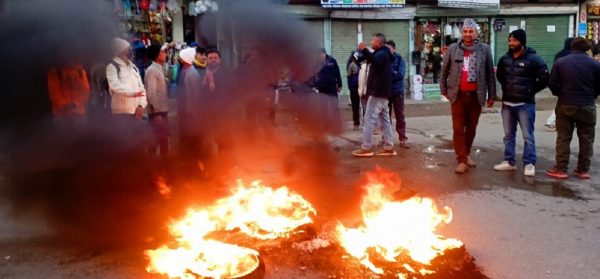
[362,20,410,92]
[332,20,358,94]
[525,15,569,70]
[362,20,410,66]
[494,17,521,64]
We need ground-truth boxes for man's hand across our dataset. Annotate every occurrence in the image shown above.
[132,92,145,98]
[486,99,495,108]
[358,42,367,51]
[337,87,342,94]
[134,106,144,120]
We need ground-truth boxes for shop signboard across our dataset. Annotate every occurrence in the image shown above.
[438,0,499,9]
[587,4,600,17]
[320,0,405,8]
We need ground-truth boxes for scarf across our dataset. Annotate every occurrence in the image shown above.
[457,41,482,83]
[193,59,207,69]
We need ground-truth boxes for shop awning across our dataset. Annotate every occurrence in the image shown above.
[416,6,499,17]
[320,0,406,9]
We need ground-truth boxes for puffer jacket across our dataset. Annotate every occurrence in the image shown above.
[390,53,406,95]
[496,47,549,104]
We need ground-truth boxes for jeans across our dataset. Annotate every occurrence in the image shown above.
[451,92,482,163]
[554,105,596,172]
[389,93,407,141]
[501,103,536,165]
[362,96,394,150]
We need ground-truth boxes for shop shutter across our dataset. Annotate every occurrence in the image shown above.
[362,21,410,66]
[305,19,324,48]
[362,20,410,91]
[332,20,358,94]
[494,16,521,64]
[525,15,569,70]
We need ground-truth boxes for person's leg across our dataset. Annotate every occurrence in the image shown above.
[574,106,596,173]
[395,94,407,141]
[451,94,468,164]
[554,105,575,172]
[501,104,517,165]
[464,94,482,156]
[377,97,395,150]
[518,103,536,166]
[361,96,379,150]
[350,89,360,127]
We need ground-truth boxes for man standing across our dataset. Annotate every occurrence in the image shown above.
[546,38,600,179]
[494,29,549,176]
[352,33,396,157]
[386,40,408,148]
[347,51,361,130]
[106,38,147,119]
[544,37,575,132]
[145,44,170,157]
[312,48,343,130]
[440,18,496,174]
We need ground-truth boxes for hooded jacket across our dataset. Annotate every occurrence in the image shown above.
[549,52,600,106]
[496,47,549,104]
[360,45,394,98]
[313,55,342,95]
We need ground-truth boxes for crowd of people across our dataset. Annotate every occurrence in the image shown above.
[44,17,599,179]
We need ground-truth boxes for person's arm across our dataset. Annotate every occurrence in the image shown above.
[533,56,549,94]
[485,46,497,106]
[439,46,452,97]
[495,57,505,85]
[362,48,386,67]
[548,63,560,96]
[334,59,342,90]
[106,63,143,97]
[145,68,158,113]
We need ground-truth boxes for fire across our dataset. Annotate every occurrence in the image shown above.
[336,173,463,275]
[145,180,316,279]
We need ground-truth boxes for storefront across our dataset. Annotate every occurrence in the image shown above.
[114,0,181,44]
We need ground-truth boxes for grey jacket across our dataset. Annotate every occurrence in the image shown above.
[440,41,497,106]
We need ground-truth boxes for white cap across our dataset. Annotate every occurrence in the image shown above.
[112,37,130,56]
[179,47,196,65]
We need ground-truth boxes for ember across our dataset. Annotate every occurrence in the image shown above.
[145,180,316,279]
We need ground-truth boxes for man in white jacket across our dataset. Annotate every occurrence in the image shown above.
[106,38,147,119]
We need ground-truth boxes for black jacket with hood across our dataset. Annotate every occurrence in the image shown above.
[496,47,549,104]
[360,45,394,98]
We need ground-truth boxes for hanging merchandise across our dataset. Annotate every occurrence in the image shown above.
[188,0,197,16]
[161,0,172,22]
[209,0,218,12]
[140,0,149,11]
[123,0,132,17]
[149,0,158,10]
[444,23,452,36]
[134,0,141,15]
[196,1,208,14]
[453,23,461,39]
[167,0,180,14]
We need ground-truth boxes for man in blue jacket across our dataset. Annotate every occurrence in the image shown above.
[494,29,549,177]
[386,40,408,148]
[312,48,343,129]
[352,33,396,157]
[546,38,600,179]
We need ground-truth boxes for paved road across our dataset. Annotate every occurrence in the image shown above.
[1,107,599,279]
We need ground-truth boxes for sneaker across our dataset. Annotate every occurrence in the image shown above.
[455,162,469,174]
[524,164,535,176]
[574,169,591,179]
[353,125,360,131]
[494,161,516,171]
[352,148,374,157]
[466,156,476,167]
[376,149,397,156]
[399,140,410,149]
[545,168,568,179]
[544,124,556,132]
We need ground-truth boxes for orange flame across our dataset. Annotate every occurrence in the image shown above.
[145,180,316,279]
[336,174,463,275]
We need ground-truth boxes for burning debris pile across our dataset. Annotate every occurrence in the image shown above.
[145,171,487,279]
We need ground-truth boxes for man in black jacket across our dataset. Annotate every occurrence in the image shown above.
[546,38,600,179]
[494,29,549,177]
[352,33,396,157]
[312,48,343,130]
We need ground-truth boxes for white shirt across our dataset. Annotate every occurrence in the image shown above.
[106,57,147,114]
